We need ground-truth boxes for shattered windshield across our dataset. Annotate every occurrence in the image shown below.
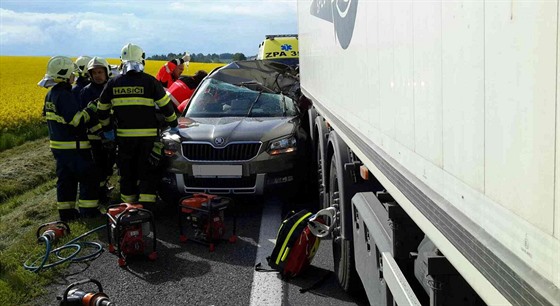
[185,78,298,118]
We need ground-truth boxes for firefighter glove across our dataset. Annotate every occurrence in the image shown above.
[86,99,98,112]
[103,130,115,141]
[169,126,179,134]
[148,142,164,168]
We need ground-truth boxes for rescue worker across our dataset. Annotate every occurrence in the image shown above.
[97,43,179,212]
[155,52,190,89]
[80,57,115,203]
[72,55,92,103]
[38,56,100,221]
[172,70,208,113]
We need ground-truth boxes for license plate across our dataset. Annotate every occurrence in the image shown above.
[192,164,242,178]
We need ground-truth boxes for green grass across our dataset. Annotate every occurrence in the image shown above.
[0,138,113,305]
[0,124,48,152]
[0,137,55,203]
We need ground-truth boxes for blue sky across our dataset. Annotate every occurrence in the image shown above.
[0,0,298,58]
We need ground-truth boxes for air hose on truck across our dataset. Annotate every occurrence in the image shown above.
[23,221,106,273]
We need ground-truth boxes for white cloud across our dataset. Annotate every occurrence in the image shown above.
[0,1,298,57]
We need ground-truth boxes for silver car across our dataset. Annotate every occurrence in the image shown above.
[159,60,309,202]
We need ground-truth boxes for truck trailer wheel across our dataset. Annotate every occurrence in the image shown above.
[329,155,361,292]
[317,140,328,209]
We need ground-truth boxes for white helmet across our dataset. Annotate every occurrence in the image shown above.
[75,56,92,77]
[120,43,145,73]
[87,56,110,78]
[38,56,77,87]
[121,43,145,63]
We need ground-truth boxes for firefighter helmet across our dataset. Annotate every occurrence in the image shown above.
[75,56,92,77]
[120,43,145,63]
[87,56,110,78]
[46,56,77,81]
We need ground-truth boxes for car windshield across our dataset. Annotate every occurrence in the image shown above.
[185,78,299,118]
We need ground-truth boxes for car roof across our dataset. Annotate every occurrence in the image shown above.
[208,60,300,99]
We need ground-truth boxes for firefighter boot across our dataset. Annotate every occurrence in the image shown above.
[59,209,80,222]
[79,207,101,218]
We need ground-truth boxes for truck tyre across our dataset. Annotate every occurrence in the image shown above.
[315,116,329,210]
[329,155,361,292]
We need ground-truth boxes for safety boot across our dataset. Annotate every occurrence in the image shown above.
[58,209,80,222]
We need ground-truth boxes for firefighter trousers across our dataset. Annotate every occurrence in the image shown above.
[90,140,116,187]
[52,149,99,210]
[117,137,159,205]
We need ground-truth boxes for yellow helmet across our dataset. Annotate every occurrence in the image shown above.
[120,43,145,63]
[46,56,77,81]
[75,56,92,77]
[87,56,110,78]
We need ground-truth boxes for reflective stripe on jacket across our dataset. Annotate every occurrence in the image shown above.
[97,71,178,137]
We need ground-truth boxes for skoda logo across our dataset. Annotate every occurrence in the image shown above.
[214,137,225,146]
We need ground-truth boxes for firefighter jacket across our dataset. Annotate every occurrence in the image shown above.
[80,81,106,140]
[43,82,96,150]
[97,71,178,138]
[72,76,90,104]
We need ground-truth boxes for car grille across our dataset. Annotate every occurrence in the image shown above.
[182,142,261,161]
[184,175,257,188]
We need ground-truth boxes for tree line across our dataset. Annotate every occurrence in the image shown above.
[147,52,247,63]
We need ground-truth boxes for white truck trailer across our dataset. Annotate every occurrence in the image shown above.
[297,1,560,305]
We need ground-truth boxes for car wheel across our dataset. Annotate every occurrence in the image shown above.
[329,155,361,293]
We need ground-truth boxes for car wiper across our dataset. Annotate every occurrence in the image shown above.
[246,89,264,117]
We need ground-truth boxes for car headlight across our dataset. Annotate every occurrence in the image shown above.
[162,132,181,156]
[268,136,297,155]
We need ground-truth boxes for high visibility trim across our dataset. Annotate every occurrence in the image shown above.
[155,95,171,107]
[50,140,91,149]
[112,97,155,107]
[121,193,138,203]
[275,212,312,265]
[57,201,75,209]
[139,193,156,203]
[69,110,90,127]
[90,123,102,133]
[45,112,67,124]
[99,118,110,126]
[97,102,112,111]
[168,93,180,107]
[152,142,163,154]
[116,128,158,137]
[88,134,102,140]
[165,112,177,122]
[78,199,98,208]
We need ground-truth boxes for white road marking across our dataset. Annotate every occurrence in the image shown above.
[249,198,283,306]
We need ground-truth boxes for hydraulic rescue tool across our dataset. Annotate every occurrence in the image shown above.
[58,279,114,306]
[24,222,105,272]
[178,193,237,252]
[37,221,71,243]
[106,203,157,266]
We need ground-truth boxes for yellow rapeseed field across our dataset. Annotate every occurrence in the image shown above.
[0,56,224,131]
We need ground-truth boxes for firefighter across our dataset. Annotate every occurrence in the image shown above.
[72,56,92,103]
[38,56,100,221]
[80,57,115,203]
[97,43,179,212]
[155,52,190,89]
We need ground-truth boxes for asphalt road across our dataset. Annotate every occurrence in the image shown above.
[33,196,369,306]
